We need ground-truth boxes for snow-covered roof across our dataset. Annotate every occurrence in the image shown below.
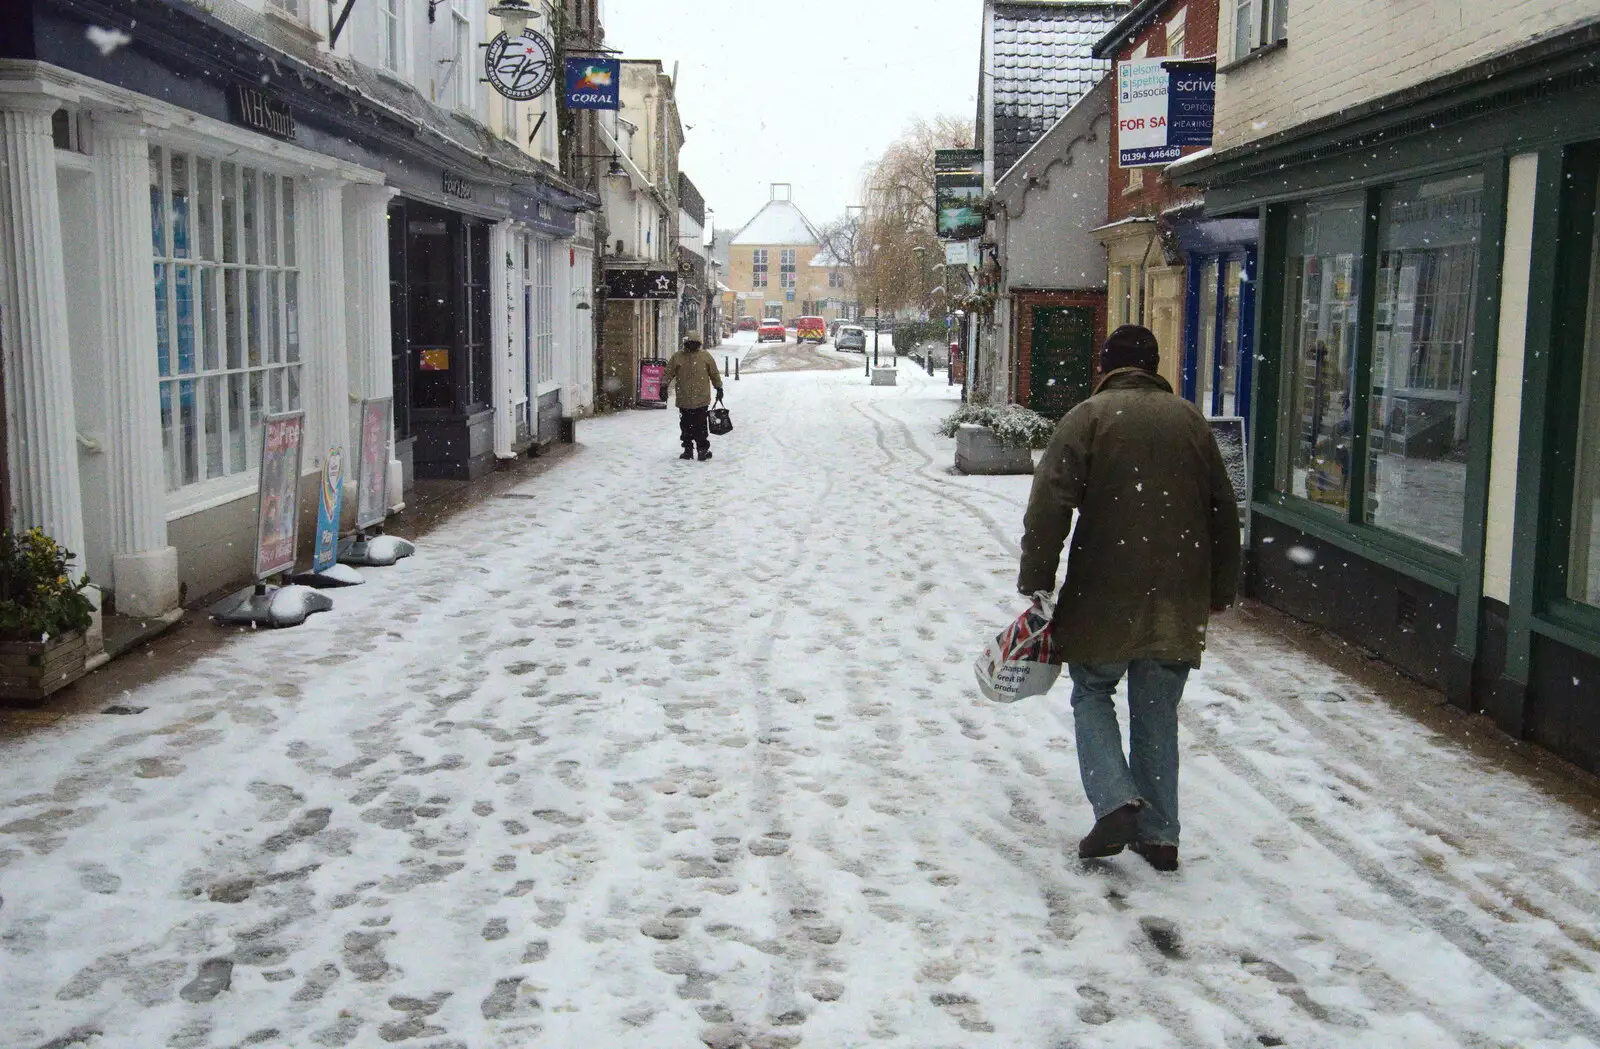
[732,199,821,246]
[809,247,846,268]
[988,3,1125,180]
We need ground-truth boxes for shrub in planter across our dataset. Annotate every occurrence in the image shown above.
[936,403,1057,450]
[0,529,95,700]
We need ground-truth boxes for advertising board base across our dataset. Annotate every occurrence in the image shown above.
[288,564,367,589]
[338,535,417,568]
[209,584,335,628]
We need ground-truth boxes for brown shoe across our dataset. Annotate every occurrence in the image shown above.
[1131,842,1179,872]
[1077,803,1141,859]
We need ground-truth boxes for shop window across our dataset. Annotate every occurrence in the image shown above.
[1196,258,1219,410]
[1570,182,1600,608]
[1364,173,1482,552]
[535,237,555,384]
[752,249,767,288]
[150,146,299,493]
[1278,194,1361,514]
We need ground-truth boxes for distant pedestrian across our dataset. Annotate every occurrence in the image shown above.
[1017,325,1241,872]
[664,337,724,461]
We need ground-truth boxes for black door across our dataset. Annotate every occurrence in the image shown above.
[1029,306,1096,418]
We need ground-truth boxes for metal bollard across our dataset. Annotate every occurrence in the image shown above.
[725,355,730,374]
[735,357,740,381]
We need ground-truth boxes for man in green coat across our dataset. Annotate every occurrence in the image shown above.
[1018,325,1241,871]
[664,337,724,461]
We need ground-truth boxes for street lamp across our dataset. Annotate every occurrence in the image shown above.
[489,0,539,35]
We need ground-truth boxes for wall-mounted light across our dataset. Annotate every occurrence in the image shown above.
[489,0,539,36]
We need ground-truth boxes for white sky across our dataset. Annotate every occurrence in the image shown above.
[601,0,981,234]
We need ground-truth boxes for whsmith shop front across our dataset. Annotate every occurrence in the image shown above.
[1186,23,1600,773]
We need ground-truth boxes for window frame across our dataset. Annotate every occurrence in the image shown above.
[1252,161,1505,592]
[379,0,402,73]
[752,248,768,288]
[1232,0,1287,64]
[1529,143,1600,643]
[780,248,797,290]
[450,0,473,113]
[150,145,303,513]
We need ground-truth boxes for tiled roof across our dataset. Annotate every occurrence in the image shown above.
[990,2,1126,179]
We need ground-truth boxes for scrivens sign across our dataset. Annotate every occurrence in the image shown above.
[1116,57,1215,168]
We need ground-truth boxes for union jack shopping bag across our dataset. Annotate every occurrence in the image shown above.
[974,592,1062,703]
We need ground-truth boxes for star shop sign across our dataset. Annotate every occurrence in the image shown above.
[485,28,556,102]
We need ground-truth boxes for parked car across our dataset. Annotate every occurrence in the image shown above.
[735,316,758,332]
[796,316,826,343]
[835,325,866,352]
[757,318,787,343]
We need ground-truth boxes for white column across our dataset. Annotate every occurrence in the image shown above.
[490,221,515,459]
[300,177,350,463]
[0,99,87,568]
[1484,153,1541,604]
[95,116,179,616]
[341,184,401,507]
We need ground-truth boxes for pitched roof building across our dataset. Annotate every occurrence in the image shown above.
[978,1,1127,184]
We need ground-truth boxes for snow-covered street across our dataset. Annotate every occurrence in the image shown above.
[3,355,1600,1049]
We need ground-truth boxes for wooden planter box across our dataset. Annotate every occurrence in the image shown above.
[0,632,87,702]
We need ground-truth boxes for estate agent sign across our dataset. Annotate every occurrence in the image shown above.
[1117,58,1216,167]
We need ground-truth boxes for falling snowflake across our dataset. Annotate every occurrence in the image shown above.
[1287,546,1316,566]
[86,25,132,55]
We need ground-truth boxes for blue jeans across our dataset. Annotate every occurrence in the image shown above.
[1067,660,1189,846]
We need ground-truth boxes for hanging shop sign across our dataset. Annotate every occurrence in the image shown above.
[254,412,306,580]
[934,149,985,240]
[1117,57,1216,167]
[944,240,978,267]
[229,83,296,141]
[485,28,557,101]
[355,398,393,531]
[605,267,678,300]
[638,358,668,407]
[564,58,621,110]
[312,446,345,574]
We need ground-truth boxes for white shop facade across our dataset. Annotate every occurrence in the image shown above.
[0,2,594,630]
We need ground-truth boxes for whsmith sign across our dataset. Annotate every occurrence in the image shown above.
[1116,58,1215,167]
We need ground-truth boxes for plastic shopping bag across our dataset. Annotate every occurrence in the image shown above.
[974,592,1062,703]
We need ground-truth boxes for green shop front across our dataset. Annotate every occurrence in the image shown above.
[1189,23,1600,774]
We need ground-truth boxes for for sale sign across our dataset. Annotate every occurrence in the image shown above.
[1117,58,1215,167]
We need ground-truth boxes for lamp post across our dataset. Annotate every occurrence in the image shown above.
[871,242,881,368]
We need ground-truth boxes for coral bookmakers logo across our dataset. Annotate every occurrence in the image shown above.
[564,57,621,110]
[485,29,556,102]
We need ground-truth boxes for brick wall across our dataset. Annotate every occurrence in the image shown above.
[1215,0,1600,152]
[1107,0,1218,223]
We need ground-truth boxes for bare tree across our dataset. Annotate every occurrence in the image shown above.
[817,214,867,319]
[859,116,973,314]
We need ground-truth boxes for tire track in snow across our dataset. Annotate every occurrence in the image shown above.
[849,401,1020,559]
[1208,633,1600,933]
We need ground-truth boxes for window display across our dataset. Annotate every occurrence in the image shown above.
[1572,184,1600,608]
[1279,195,1362,513]
[1363,173,1483,552]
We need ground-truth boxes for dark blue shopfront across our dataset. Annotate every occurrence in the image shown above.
[1177,216,1259,427]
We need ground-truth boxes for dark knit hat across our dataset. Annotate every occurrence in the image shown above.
[1101,324,1160,374]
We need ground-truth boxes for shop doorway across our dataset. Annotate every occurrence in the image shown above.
[1029,305,1096,418]
[387,199,495,481]
[1184,249,1257,424]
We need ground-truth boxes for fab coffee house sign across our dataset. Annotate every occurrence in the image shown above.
[1116,58,1215,167]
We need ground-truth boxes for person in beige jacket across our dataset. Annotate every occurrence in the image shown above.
[664,337,724,461]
